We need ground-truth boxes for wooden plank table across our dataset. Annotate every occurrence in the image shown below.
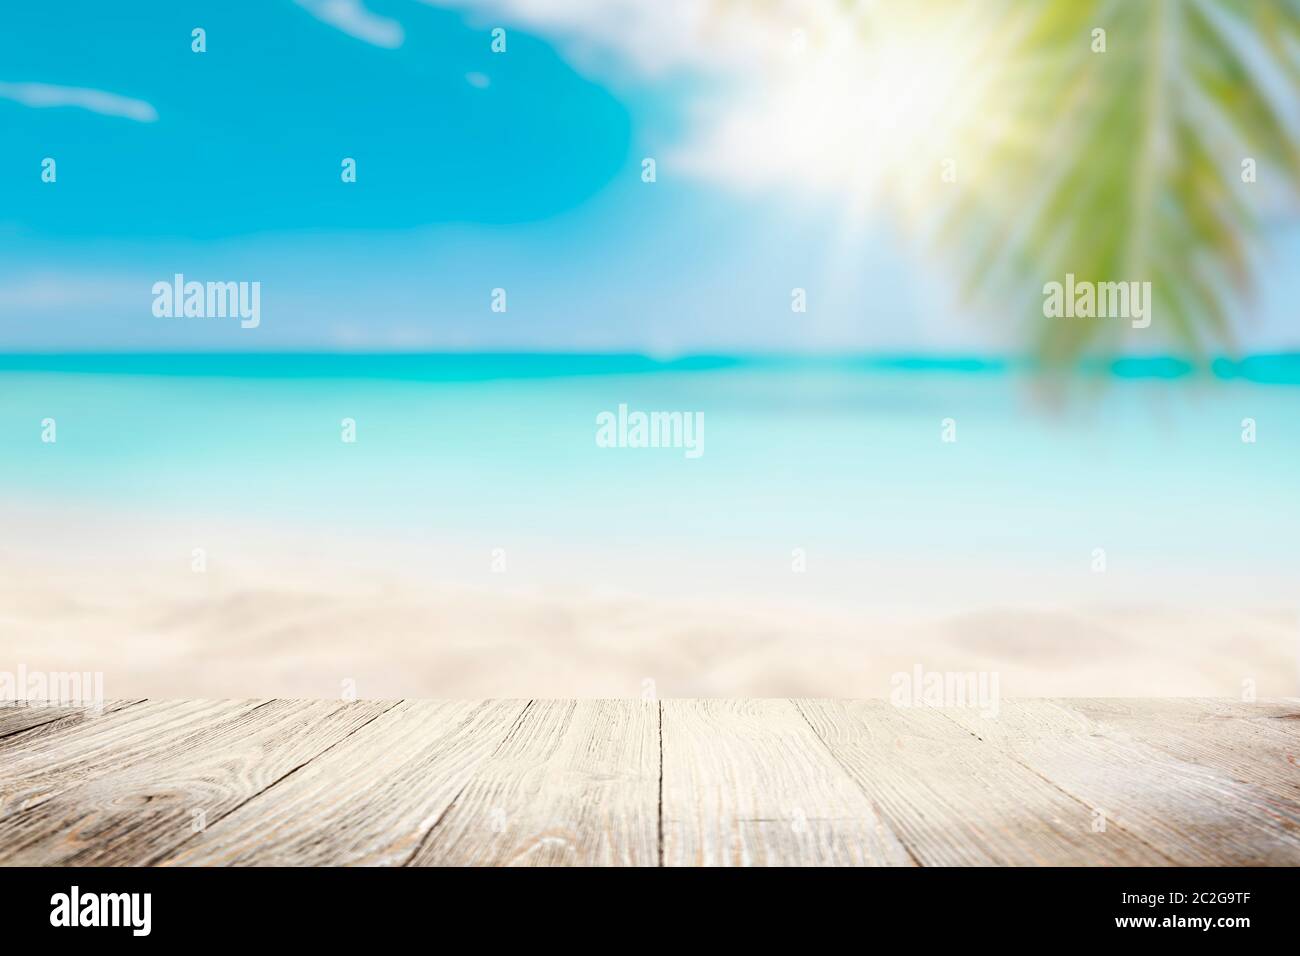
[0,699,1296,866]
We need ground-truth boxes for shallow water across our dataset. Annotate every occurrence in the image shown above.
[2,354,1296,610]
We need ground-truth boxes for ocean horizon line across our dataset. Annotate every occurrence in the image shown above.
[1,351,1298,384]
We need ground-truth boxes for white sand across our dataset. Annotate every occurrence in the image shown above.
[2,561,1296,699]
[2,504,1295,699]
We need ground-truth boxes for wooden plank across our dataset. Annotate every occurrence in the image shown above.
[0,699,271,820]
[0,699,142,744]
[411,699,658,866]
[0,698,1292,867]
[0,699,395,866]
[942,699,1300,866]
[660,698,913,866]
[1065,698,1300,811]
[156,699,529,866]
[796,699,1170,865]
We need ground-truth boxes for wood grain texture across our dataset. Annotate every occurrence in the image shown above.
[0,699,142,744]
[0,699,264,821]
[1,698,1296,867]
[156,699,529,866]
[1064,698,1300,809]
[660,698,914,866]
[0,699,394,865]
[796,699,1169,865]
[942,699,1300,866]
[411,699,658,866]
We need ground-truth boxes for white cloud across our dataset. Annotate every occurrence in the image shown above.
[427,1,1011,226]
[0,82,158,122]
[418,1,862,199]
[419,0,804,78]
[295,0,782,74]
[294,0,405,48]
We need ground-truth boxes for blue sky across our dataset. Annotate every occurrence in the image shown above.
[1,1,1296,354]
[4,2,633,234]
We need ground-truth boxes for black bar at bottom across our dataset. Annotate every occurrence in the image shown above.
[0,866,1290,942]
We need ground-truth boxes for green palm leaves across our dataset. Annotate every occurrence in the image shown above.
[928,0,1300,364]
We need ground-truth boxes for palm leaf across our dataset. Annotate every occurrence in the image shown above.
[924,0,1300,367]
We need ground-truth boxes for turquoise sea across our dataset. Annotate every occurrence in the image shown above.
[3,353,1297,608]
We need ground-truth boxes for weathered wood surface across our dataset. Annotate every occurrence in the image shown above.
[0,698,1295,866]
[660,698,913,865]
[413,699,658,866]
[796,699,1171,865]
[162,700,527,867]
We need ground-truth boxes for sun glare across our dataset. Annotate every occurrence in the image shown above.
[678,4,1014,229]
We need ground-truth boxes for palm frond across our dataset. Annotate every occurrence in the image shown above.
[927,0,1300,366]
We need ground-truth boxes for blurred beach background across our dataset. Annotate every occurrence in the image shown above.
[1,0,1298,698]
